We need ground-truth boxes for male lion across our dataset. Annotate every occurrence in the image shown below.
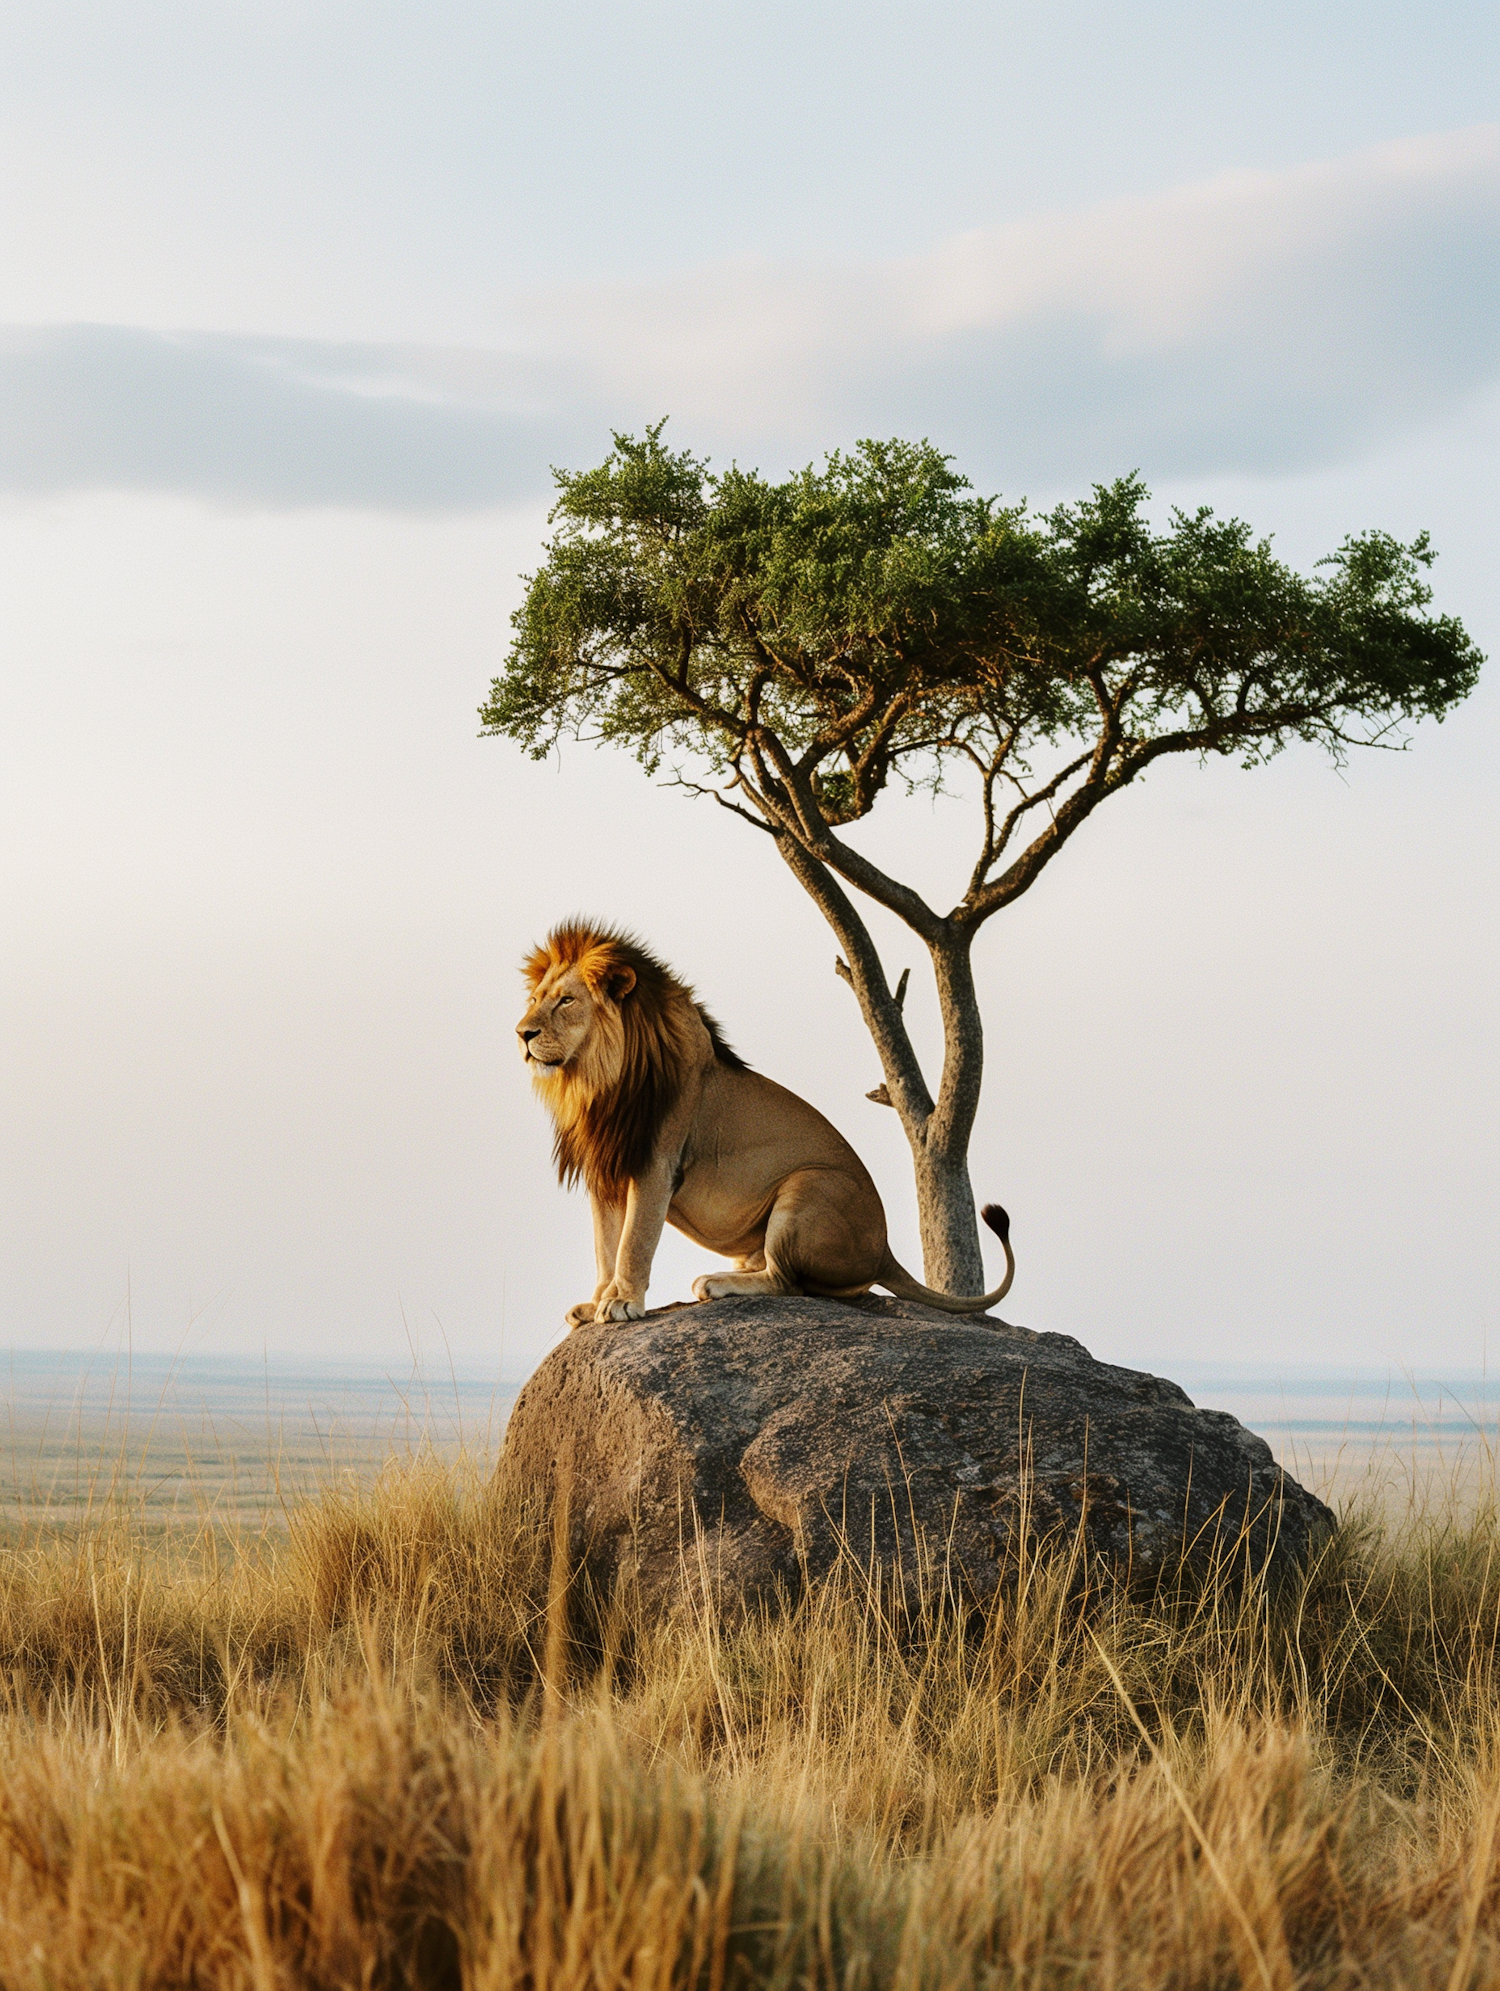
[517,923,1015,1330]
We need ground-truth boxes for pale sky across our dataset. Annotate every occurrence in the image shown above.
[1,2,1496,1381]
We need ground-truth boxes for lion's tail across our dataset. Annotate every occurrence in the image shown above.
[876,1203,1015,1315]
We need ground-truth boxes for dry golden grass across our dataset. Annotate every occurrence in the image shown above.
[2,1447,1500,1987]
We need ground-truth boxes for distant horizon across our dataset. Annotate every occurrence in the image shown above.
[4,1342,1499,1386]
[3,1338,1495,1518]
[6,1340,1500,1441]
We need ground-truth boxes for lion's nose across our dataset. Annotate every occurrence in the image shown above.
[520,1027,541,1043]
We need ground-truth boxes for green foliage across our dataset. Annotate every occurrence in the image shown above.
[483,426,1481,917]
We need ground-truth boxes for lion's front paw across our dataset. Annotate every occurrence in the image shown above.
[595,1297,646,1323]
[564,1301,600,1331]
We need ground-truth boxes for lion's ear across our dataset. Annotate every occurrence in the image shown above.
[582,952,637,1002]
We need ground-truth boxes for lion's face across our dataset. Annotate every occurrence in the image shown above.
[517,953,637,1093]
[516,965,596,1075]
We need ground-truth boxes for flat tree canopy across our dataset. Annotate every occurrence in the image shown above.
[483,427,1482,1290]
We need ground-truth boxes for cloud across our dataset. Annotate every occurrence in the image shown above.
[539,125,1500,485]
[2,126,1495,508]
[0,324,600,510]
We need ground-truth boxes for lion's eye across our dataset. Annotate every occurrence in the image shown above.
[556,995,574,1008]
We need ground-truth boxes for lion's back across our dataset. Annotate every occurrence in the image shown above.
[699,1063,875,1181]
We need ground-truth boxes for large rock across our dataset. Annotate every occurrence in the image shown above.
[498,1295,1334,1612]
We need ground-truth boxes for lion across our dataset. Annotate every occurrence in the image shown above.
[516,922,1016,1330]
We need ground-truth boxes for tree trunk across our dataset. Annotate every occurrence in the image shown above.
[906,929,988,1294]
[910,1145,986,1295]
[767,832,991,1295]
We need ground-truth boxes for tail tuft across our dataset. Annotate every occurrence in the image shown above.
[980,1203,1010,1243]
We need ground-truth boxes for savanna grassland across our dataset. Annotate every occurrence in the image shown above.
[2,1435,1500,1990]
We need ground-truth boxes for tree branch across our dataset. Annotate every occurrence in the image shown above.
[796,678,884,769]
[750,731,946,943]
[639,637,748,741]
[959,762,1121,925]
[773,836,934,1128]
[665,773,777,834]
[965,744,1095,901]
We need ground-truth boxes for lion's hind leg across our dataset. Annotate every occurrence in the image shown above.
[691,1171,880,1302]
[691,1234,798,1302]
[691,1255,794,1301]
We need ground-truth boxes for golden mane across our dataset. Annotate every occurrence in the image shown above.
[523,922,746,1204]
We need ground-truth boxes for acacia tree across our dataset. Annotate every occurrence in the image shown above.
[482,428,1481,1295]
